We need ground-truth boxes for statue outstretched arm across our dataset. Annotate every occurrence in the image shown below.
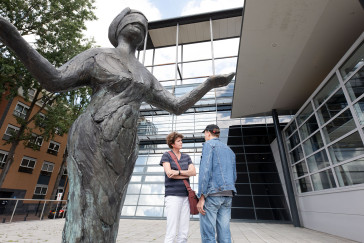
[0,16,91,92]
[146,72,235,115]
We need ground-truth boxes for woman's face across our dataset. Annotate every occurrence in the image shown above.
[118,14,147,44]
[172,137,183,150]
[122,22,145,39]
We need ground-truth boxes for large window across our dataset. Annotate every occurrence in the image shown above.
[123,15,292,221]
[284,39,364,194]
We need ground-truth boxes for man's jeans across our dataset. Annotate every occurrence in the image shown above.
[200,196,232,243]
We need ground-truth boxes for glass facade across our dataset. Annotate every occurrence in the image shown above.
[284,39,364,194]
[120,17,291,221]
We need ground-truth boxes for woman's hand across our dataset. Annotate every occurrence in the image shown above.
[206,72,235,88]
[167,170,179,178]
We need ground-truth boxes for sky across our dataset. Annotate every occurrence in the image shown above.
[84,0,244,47]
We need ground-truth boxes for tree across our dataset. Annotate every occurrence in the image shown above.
[0,0,96,188]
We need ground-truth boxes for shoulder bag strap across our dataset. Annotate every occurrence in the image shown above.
[167,151,193,192]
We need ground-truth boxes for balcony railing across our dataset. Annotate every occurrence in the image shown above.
[0,198,67,223]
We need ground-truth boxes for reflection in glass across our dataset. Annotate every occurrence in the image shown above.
[135,156,147,165]
[147,156,162,165]
[146,166,164,173]
[289,146,304,163]
[138,195,164,206]
[296,177,312,193]
[183,60,213,79]
[306,150,330,173]
[154,45,181,65]
[130,176,142,182]
[345,66,364,101]
[339,41,364,80]
[285,121,297,137]
[140,184,164,194]
[152,64,176,81]
[145,176,164,182]
[136,206,163,217]
[313,75,340,107]
[297,103,314,125]
[335,157,364,186]
[317,88,347,125]
[353,97,364,125]
[124,195,139,205]
[287,131,300,150]
[299,115,319,140]
[133,166,144,173]
[322,109,355,143]
[293,161,308,178]
[126,184,141,194]
[328,132,364,163]
[121,206,136,216]
[311,169,336,191]
[214,58,238,75]
[302,131,324,156]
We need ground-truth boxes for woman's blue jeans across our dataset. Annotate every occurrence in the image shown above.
[199,196,232,243]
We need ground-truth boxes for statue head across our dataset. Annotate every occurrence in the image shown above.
[108,7,148,48]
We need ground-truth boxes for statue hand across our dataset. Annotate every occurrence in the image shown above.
[207,72,235,88]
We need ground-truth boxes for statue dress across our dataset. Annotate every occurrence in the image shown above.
[63,49,150,242]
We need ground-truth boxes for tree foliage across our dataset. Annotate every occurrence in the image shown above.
[0,0,96,140]
[0,0,96,187]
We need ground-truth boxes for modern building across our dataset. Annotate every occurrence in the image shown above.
[121,0,364,242]
[0,88,69,206]
[122,4,292,222]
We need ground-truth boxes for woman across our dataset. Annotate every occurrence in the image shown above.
[160,132,196,243]
[0,8,234,243]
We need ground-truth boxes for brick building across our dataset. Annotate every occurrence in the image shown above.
[0,88,69,202]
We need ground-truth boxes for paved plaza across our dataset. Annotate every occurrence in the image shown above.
[0,218,358,242]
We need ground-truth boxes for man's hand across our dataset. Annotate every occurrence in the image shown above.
[197,195,206,215]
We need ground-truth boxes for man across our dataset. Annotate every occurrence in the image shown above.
[197,124,237,243]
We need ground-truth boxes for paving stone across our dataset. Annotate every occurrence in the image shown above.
[0,218,358,242]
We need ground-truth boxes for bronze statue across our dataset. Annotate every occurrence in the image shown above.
[0,7,234,243]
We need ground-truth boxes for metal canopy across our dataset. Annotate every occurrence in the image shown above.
[144,8,243,49]
[231,0,364,118]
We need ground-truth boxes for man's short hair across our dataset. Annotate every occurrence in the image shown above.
[166,132,184,149]
[202,124,220,137]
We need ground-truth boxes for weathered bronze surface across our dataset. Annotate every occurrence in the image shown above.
[0,7,234,243]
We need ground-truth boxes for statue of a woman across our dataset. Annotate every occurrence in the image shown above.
[0,8,234,243]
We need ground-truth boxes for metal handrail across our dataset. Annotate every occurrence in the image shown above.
[0,198,67,223]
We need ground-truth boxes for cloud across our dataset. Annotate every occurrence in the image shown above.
[181,0,244,16]
[84,0,161,47]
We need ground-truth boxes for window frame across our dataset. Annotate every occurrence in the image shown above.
[47,141,60,156]
[13,102,30,119]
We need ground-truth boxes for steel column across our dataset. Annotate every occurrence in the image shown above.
[272,109,301,227]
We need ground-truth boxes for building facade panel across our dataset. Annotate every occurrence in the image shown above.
[282,33,364,242]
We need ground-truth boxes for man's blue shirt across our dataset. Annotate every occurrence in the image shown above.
[198,138,237,198]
